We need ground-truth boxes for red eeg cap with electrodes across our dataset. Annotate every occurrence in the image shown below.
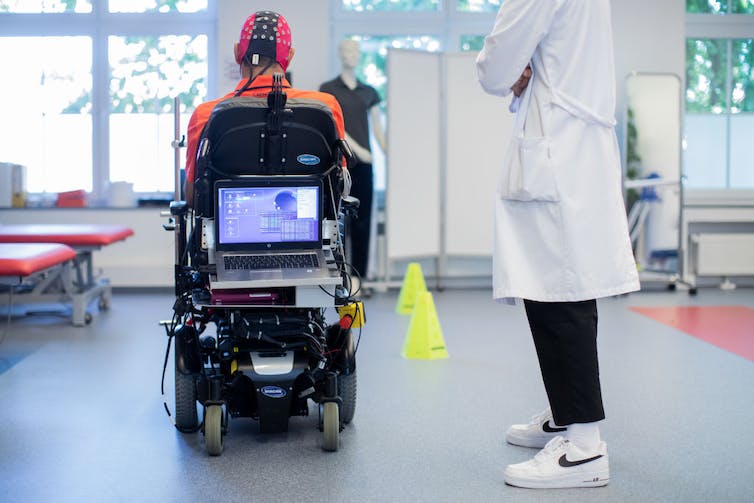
[235,10,292,71]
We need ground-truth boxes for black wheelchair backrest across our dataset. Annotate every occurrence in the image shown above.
[198,97,339,177]
[193,94,343,219]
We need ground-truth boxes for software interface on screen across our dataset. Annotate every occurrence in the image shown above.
[218,185,320,246]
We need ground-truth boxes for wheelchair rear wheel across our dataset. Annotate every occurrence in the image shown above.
[204,404,224,456]
[174,359,198,431]
[338,368,357,424]
[321,402,339,452]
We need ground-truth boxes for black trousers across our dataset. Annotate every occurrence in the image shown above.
[523,299,605,426]
[347,162,373,279]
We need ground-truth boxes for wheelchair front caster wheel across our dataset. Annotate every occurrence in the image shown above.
[84,313,93,325]
[322,402,339,452]
[204,405,224,456]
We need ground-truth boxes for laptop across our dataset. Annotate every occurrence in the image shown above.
[211,177,341,289]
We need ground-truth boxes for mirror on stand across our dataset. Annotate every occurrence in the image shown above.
[623,72,684,289]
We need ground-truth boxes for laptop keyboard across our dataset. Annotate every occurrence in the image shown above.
[224,253,319,271]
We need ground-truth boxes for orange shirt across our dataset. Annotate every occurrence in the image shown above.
[185,76,346,185]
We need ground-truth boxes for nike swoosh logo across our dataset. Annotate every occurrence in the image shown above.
[542,420,567,433]
[558,454,604,468]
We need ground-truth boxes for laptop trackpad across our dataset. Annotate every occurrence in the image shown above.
[225,270,284,281]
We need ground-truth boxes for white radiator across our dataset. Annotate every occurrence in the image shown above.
[691,233,754,276]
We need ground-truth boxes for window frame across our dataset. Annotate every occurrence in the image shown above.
[330,0,496,77]
[685,11,754,197]
[329,0,499,193]
[0,1,217,202]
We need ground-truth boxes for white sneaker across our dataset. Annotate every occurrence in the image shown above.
[506,408,567,448]
[504,436,610,489]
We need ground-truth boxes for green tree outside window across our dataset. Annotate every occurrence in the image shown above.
[457,0,501,13]
[731,39,753,112]
[342,0,439,12]
[460,34,485,52]
[687,0,754,14]
[0,0,90,13]
[108,35,207,114]
[686,39,728,113]
[347,34,441,108]
[108,0,206,13]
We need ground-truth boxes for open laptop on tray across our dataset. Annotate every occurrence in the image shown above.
[210,177,341,290]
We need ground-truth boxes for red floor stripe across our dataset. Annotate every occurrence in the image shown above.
[630,306,754,362]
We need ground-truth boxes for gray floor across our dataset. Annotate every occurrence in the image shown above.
[0,286,752,502]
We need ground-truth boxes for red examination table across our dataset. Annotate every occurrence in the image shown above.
[0,224,134,325]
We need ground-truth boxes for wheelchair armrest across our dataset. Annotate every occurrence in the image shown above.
[170,200,189,216]
[341,195,360,210]
[341,195,360,219]
[337,138,355,170]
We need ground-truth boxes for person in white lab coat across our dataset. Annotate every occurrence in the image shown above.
[476,0,640,489]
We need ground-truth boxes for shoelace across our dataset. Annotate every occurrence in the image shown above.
[534,436,569,462]
[528,408,552,426]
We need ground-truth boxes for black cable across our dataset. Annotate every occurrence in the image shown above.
[160,319,176,420]
[352,301,364,356]
[234,60,275,97]
[160,310,202,433]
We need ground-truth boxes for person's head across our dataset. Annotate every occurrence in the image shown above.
[234,10,295,78]
[338,39,361,71]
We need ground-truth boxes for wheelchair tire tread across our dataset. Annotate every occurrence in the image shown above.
[174,359,198,431]
[338,368,357,425]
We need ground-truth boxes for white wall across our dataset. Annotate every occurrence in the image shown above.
[611,0,686,152]
[1,209,174,288]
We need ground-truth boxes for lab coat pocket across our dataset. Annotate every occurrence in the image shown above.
[499,135,559,202]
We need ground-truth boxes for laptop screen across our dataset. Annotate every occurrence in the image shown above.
[215,178,322,251]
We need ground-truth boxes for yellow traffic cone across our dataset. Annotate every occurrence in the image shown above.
[396,262,428,315]
[401,291,449,360]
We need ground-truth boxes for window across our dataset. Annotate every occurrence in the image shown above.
[457,0,501,14]
[0,0,92,13]
[108,0,207,13]
[0,0,214,203]
[333,1,498,190]
[460,34,485,52]
[342,0,440,12]
[685,2,754,190]
[0,37,92,193]
[346,35,443,108]
[108,34,207,192]
[687,0,754,14]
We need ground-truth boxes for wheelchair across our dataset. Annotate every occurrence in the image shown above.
[163,74,363,455]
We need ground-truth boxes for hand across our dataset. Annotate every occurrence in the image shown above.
[511,64,532,97]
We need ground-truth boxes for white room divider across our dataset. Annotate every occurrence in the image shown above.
[385,50,513,284]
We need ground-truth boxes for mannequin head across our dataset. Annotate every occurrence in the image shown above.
[338,39,361,71]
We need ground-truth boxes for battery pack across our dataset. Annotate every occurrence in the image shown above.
[337,301,366,329]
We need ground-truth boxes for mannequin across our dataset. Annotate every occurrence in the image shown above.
[320,39,386,293]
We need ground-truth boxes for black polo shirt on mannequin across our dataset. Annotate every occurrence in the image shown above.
[319,76,380,153]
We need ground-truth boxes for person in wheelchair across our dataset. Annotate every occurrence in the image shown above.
[166,10,361,456]
[184,10,346,206]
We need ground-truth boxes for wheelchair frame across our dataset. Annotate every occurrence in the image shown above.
[163,75,361,455]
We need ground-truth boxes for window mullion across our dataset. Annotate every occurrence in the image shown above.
[725,39,732,189]
[92,5,109,204]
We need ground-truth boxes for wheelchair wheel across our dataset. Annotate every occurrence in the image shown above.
[338,368,357,425]
[204,404,224,456]
[174,352,198,431]
[321,402,339,452]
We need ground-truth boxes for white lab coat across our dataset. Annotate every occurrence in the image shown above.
[476,0,639,303]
